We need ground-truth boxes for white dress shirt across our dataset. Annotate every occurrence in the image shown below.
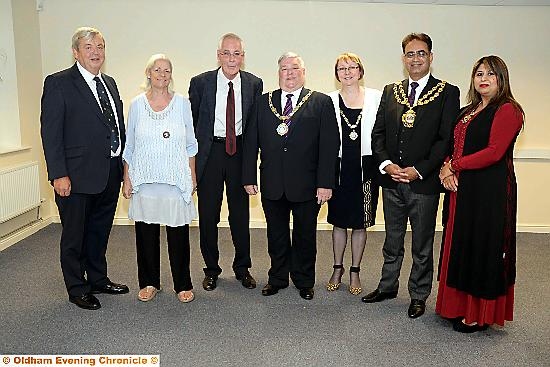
[76,61,122,157]
[214,69,243,137]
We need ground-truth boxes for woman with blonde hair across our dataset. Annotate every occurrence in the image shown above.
[123,54,198,303]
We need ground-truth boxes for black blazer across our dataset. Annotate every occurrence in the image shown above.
[188,69,263,183]
[371,75,460,194]
[40,63,125,194]
[242,88,340,202]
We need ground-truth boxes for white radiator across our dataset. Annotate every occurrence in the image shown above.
[0,162,41,223]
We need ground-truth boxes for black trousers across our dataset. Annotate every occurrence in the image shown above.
[197,138,251,277]
[261,195,321,289]
[55,157,120,297]
[135,222,192,292]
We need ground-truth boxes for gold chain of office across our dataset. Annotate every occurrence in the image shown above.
[268,90,314,121]
[393,81,447,128]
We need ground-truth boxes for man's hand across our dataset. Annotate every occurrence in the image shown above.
[316,188,332,205]
[244,185,258,195]
[400,167,419,182]
[53,176,71,197]
[384,163,405,182]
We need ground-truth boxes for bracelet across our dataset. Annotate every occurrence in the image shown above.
[448,159,456,173]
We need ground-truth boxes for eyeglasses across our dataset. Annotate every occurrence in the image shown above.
[404,50,429,59]
[336,66,360,73]
[218,50,244,58]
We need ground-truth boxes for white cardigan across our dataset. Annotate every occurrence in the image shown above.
[328,87,382,158]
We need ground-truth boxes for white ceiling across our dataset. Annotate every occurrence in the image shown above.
[292,0,550,5]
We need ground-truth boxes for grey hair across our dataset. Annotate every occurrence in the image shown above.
[218,33,245,52]
[71,26,103,51]
[278,52,305,68]
[140,53,174,92]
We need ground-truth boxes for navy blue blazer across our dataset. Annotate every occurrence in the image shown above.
[188,68,263,183]
[40,63,125,194]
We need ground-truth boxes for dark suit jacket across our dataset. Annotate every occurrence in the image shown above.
[40,63,125,194]
[371,75,460,194]
[188,69,263,183]
[242,88,340,202]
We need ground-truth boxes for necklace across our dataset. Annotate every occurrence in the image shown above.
[392,81,447,128]
[268,90,314,121]
[269,90,314,136]
[462,103,482,124]
[340,109,362,140]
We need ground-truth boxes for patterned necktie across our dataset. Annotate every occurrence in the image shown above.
[93,76,119,153]
[226,81,236,156]
[408,81,419,107]
[283,94,293,134]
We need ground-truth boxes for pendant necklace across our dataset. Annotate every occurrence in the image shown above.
[340,109,362,141]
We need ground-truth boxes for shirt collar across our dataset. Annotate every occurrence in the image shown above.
[217,68,241,87]
[76,61,101,84]
[408,73,430,91]
[282,87,303,100]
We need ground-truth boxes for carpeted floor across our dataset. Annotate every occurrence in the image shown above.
[1,224,549,366]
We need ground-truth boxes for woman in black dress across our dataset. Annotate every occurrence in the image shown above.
[326,53,381,295]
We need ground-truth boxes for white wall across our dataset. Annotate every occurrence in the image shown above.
[0,0,22,151]
[33,0,550,230]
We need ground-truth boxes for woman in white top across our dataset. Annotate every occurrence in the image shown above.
[122,54,198,303]
[326,53,382,295]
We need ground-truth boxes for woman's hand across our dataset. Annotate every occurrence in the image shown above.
[122,176,133,199]
[441,174,458,192]
[439,161,454,181]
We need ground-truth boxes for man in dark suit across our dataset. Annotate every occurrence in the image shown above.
[40,27,129,310]
[189,33,263,291]
[363,33,460,318]
[243,52,340,300]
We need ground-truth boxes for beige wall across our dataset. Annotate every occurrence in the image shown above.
[2,0,549,232]
[0,0,53,217]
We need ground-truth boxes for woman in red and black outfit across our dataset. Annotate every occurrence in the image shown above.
[436,55,524,333]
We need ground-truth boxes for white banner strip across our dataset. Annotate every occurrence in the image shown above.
[1,355,160,367]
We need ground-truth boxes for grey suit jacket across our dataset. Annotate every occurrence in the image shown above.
[188,68,263,182]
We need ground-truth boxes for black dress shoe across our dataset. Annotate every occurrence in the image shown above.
[361,289,398,303]
[407,299,426,318]
[91,281,129,295]
[452,318,490,333]
[261,284,286,296]
[236,271,257,289]
[69,294,101,310]
[202,275,218,291]
[299,287,314,300]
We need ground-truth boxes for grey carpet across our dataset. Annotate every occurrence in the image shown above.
[1,224,549,366]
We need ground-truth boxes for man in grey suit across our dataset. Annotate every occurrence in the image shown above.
[189,33,263,291]
[363,33,460,318]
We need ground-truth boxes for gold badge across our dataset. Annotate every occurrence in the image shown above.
[402,110,416,128]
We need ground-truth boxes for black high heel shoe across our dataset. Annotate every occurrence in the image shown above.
[349,266,362,295]
[452,318,490,333]
[326,264,344,291]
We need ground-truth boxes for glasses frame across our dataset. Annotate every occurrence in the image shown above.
[404,50,430,59]
[336,65,360,73]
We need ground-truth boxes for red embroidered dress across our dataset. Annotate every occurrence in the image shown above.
[436,103,522,326]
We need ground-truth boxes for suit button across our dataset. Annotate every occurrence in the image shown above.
[283,147,288,152]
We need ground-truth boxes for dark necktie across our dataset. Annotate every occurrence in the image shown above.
[408,81,419,107]
[225,81,236,156]
[94,76,119,153]
[283,94,293,134]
